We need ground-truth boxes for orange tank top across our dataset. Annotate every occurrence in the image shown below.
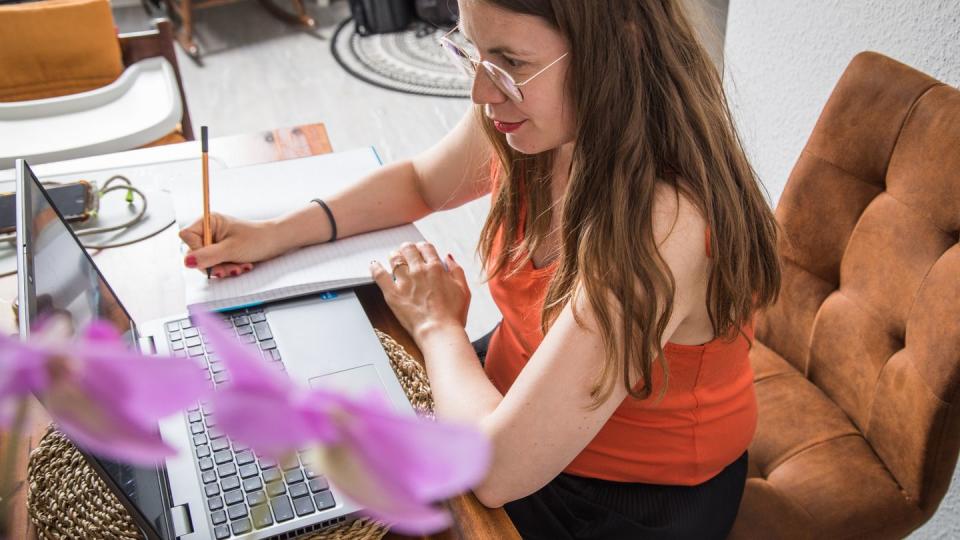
[483,189,757,486]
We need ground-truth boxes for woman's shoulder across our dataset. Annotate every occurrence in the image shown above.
[650,180,709,258]
[647,180,715,345]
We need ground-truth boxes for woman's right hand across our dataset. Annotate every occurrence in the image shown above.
[178,213,288,278]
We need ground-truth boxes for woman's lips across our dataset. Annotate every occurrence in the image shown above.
[493,120,526,133]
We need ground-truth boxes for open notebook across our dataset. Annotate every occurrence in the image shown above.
[168,147,424,312]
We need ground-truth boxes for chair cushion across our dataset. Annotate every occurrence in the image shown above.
[0,0,123,102]
[730,342,922,539]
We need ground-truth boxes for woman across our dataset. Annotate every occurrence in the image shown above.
[180,1,781,538]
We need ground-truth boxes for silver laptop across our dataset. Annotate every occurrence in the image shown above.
[14,159,415,540]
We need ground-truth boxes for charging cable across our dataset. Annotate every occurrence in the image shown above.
[0,175,175,277]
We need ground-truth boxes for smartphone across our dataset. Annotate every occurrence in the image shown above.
[0,180,98,234]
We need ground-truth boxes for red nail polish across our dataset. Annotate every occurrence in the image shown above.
[214,271,223,278]
[231,269,239,276]
[185,255,197,268]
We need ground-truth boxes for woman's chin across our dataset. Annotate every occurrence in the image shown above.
[505,134,546,155]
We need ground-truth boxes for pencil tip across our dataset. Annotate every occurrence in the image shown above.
[206,268,212,279]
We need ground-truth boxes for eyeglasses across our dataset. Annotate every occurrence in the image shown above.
[438,27,568,103]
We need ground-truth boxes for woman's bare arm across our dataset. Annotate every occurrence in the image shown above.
[272,108,493,252]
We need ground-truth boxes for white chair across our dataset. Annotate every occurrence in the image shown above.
[0,56,183,170]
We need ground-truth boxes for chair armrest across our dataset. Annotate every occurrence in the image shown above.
[119,19,194,140]
[0,57,184,168]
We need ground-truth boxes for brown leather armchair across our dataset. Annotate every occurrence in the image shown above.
[730,52,960,539]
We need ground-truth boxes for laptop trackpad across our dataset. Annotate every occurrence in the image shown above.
[309,364,388,400]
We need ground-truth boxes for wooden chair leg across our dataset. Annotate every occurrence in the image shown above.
[179,0,201,57]
[258,0,316,28]
[163,0,200,58]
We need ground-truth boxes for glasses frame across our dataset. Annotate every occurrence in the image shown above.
[438,27,568,102]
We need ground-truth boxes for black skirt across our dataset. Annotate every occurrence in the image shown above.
[472,328,748,539]
[502,452,748,540]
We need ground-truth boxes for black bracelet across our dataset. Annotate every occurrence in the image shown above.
[310,198,337,242]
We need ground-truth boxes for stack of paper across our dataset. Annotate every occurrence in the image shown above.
[168,147,423,312]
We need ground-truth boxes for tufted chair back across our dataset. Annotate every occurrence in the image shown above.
[730,52,960,539]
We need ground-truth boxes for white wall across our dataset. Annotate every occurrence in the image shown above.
[723,0,960,207]
[722,1,960,538]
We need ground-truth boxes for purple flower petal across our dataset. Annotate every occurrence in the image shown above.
[210,391,319,457]
[193,309,490,534]
[54,415,177,463]
[0,333,51,425]
[336,392,491,502]
[0,332,50,400]
[78,350,210,425]
[192,310,337,454]
[306,445,453,535]
[81,320,125,346]
[297,390,489,534]
[43,379,178,464]
[191,311,288,395]
[1,317,210,463]
[362,500,452,535]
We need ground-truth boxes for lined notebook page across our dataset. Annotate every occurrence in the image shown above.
[168,148,384,227]
[173,148,424,311]
[183,224,423,311]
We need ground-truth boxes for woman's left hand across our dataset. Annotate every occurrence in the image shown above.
[370,242,471,344]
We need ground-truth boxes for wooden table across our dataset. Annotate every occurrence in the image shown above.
[0,123,518,540]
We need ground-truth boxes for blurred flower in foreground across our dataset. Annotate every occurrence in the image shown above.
[0,317,209,464]
[193,310,491,535]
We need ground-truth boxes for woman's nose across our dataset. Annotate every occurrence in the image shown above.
[471,66,508,106]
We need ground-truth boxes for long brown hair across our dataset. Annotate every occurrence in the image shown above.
[476,0,781,406]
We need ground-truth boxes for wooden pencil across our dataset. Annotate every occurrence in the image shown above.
[201,126,211,279]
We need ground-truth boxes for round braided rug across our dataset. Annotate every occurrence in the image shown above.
[331,18,472,99]
[27,330,435,540]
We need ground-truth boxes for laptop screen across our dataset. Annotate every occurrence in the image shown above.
[16,165,136,344]
[16,160,175,540]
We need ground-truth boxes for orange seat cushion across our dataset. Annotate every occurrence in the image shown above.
[0,0,123,102]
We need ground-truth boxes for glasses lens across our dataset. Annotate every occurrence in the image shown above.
[482,62,523,102]
[440,40,476,77]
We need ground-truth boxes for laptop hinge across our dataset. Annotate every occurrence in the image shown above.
[138,334,157,355]
[171,503,193,538]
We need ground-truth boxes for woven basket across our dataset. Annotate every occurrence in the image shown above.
[27,330,435,540]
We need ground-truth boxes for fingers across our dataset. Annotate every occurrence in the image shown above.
[399,242,425,271]
[374,242,461,289]
[416,242,443,268]
[178,218,204,251]
[445,252,469,288]
[387,250,407,269]
[184,241,230,271]
[208,262,253,279]
[387,250,410,281]
[370,260,394,292]
[389,242,459,274]
[181,214,223,270]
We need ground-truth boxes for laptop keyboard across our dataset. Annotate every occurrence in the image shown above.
[164,309,337,539]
